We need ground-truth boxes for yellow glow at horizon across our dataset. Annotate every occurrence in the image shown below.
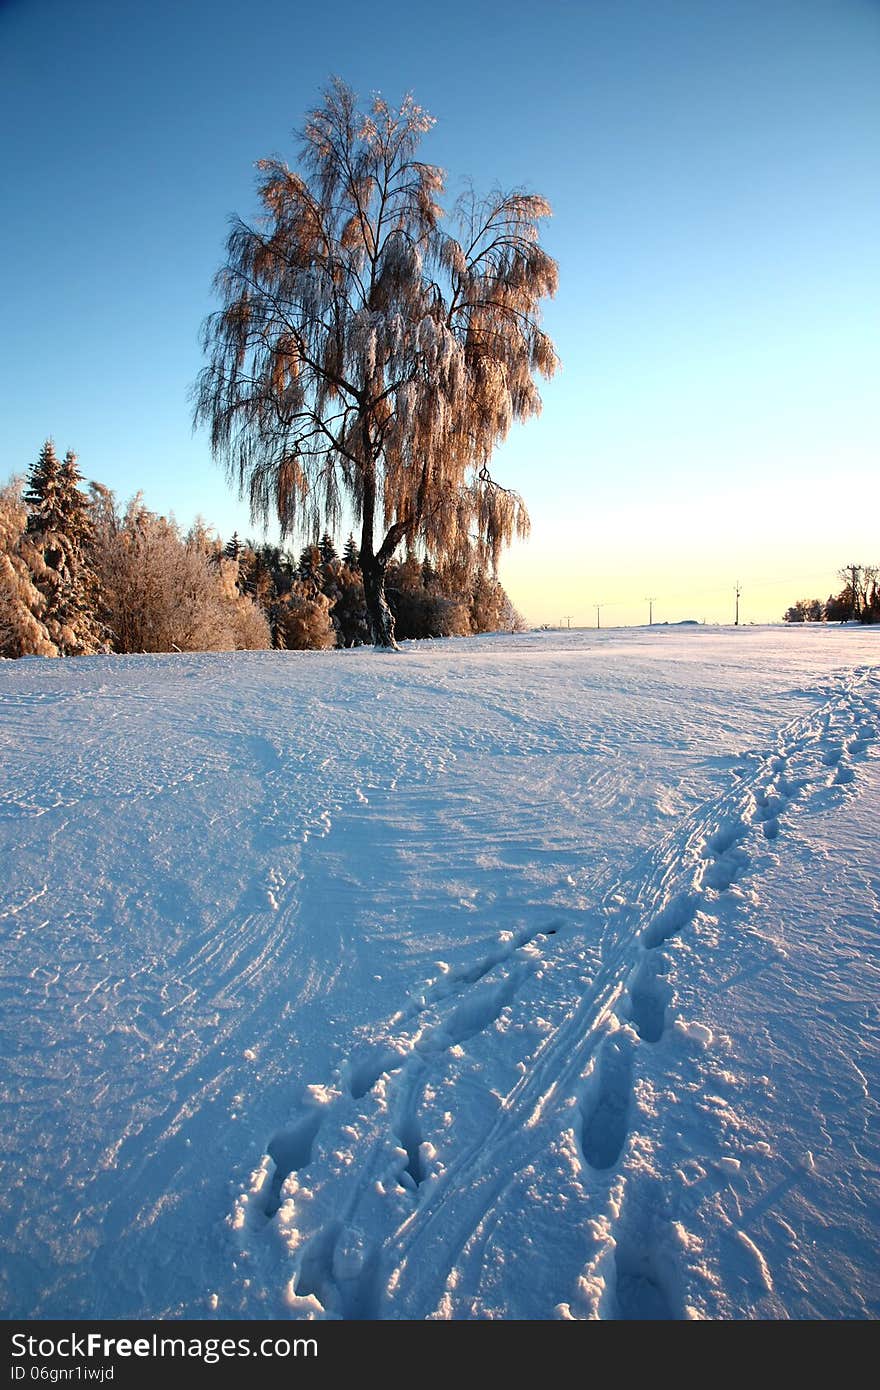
[498,478,878,628]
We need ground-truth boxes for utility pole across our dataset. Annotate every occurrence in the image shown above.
[734,582,741,627]
[561,615,573,629]
[595,604,603,630]
[846,564,861,621]
[645,596,657,626]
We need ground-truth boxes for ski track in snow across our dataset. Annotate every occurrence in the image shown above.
[1,632,877,1319]
[228,662,878,1320]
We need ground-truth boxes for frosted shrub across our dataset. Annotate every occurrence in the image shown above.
[89,488,270,654]
[274,583,335,651]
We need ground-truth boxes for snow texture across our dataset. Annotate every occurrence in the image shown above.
[0,625,877,1319]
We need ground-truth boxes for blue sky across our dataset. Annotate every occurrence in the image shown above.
[1,0,877,625]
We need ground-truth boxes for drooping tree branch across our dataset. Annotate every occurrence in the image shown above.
[193,77,558,646]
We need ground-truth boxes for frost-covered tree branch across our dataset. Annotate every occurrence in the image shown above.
[193,77,559,647]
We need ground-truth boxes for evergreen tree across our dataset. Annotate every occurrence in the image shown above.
[239,546,275,611]
[257,543,294,590]
[24,440,63,530]
[234,541,298,644]
[224,530,241,560]
[0,477,57,657]
[343,534,360,571]
[319,532,338,566]
[386,553,470,639]
[25,443,102,655]
[322,558,370,647]
[297,543,322,590]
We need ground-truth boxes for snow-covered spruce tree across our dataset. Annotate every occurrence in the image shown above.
[24,442,102,655]
[194,78,558,649]
[0,477,58,657]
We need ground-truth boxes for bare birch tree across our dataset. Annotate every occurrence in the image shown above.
[194,78,558,647]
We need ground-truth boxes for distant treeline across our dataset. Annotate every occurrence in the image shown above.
[784,566,879,625]
[0,442,526,659]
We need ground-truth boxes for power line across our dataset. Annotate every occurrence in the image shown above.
[537,565,864,631]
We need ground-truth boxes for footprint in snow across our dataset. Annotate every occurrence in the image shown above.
[578,1028,636,1172]
[261,1109,323,1218]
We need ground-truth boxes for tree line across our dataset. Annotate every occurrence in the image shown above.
[0,441,525,660]
[3,82,557,659]
[784,566,880,625]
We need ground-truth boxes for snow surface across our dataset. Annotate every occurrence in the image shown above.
[0,625,877,1320]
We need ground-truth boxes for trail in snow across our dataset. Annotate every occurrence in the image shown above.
[228,660,878,1320]
[0,627,877,1319]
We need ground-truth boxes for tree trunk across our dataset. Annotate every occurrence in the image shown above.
[360,454,408,650]
[362,551,399,649]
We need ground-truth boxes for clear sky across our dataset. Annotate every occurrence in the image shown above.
[1,0,877,626]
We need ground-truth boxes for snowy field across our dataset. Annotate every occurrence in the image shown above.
[0,625,878,1321]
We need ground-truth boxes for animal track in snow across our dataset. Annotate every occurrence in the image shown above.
[343,947,540,1104]
[563,669,876,1318]
[256,941,539,1236]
